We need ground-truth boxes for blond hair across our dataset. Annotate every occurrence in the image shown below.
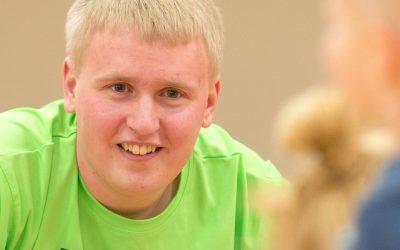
[260,86,395,250]
[65,0,224,78]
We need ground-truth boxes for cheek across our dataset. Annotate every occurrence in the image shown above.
[323,28,365,91]
[323,29,349,81]
[163,104,207,150]
[324,40,363,114]
[322,33,377,118]
[165,109,203,140]
[76,96,123,148]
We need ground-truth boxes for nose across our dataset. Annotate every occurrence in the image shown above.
[126,96,160,136]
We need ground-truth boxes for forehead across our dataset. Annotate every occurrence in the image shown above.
[83,25,206,58]
[323,0,375,32]
[79,27,210,85]
[324,0,353,18]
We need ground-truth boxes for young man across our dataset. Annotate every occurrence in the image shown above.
[0,0,283,249]
[322,0,400,249]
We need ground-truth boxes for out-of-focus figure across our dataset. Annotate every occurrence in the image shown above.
[262,0,400,248]
[259,86,394,250]
[322,0,400,249]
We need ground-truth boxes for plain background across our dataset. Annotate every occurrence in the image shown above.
[0,1,324,174]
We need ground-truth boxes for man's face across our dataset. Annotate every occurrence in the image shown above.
[63,27,219,199]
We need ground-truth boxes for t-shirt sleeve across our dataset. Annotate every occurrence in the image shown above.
[264,160,285,184]
[241,154,285,189]
[0,166,14,248]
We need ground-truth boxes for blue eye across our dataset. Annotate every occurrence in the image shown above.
[111,83,129,93]
[163,89,182,98]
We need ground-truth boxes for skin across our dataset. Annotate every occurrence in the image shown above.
[63,26,220,219]
[322,0,400,137]
[322,0,378,118]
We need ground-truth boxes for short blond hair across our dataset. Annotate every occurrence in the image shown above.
[65,0,224,78]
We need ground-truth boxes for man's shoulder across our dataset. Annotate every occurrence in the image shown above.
[0,100,76,156]
[194,124,283,183]
[195,124,254,158]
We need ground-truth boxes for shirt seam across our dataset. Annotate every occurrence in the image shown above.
[0,132,76,157]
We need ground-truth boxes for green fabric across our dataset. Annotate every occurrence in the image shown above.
[0,100,283,250]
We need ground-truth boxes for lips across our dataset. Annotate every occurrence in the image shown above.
[119,143,159,156]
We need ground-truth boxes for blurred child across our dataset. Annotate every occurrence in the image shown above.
[263,0,400,249]
[322,0,400,249]
[259,86,394,250]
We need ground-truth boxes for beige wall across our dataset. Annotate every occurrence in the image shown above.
[0,1,323,173]
[0,0,74,110]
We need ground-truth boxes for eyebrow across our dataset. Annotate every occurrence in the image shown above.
[94,74,199,92]
[163,81,197,91]
[94,74,136,84]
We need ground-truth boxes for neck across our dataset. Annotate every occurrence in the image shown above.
[106,178,180,219]
[81,173,180,220]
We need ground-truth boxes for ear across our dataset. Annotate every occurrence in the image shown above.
[202,77,221,128]
[63,57,78,114]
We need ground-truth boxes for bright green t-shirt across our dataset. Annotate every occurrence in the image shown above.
[0,100,283,250]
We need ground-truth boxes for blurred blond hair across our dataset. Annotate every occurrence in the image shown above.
[259,85,395,250]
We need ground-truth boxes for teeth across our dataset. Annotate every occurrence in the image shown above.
[133,144,139,155]
[139,146,147,155]
[121,143,157,156]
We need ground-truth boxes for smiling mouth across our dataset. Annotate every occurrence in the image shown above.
[118,143,160,156]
